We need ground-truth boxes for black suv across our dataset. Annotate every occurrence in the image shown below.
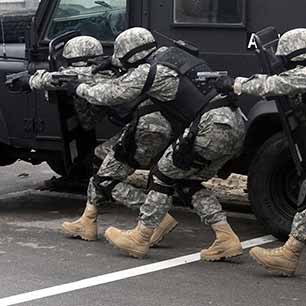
[1,0,305,240]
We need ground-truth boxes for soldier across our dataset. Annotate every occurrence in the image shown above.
[62,28,179,245]
[19,34,177,246]
[29,35,109,132]
[98,28,246,260]
[215,28,306,276]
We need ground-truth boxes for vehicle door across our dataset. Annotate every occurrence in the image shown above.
[0,3,40,146]
[35,0,134,174]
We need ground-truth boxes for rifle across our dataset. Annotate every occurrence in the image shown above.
[89,56,123,76]
[153,31,199,57]
[196,71,228,82]
[254,27,306,211]
[51,72,79,85]
[5,70,30,92]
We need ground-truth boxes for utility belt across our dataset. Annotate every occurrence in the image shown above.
[172,96,239,170]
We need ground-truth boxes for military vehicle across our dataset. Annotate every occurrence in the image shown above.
[1,0,306,239]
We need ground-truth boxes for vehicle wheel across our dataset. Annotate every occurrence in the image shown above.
[248,132,299,241]
[0,144,17,166]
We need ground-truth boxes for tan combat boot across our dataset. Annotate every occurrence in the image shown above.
[105,223,154,258]
[150,213,178,247]
[249,236,304,276]
[201,222,243,261]
[62,203,98,241]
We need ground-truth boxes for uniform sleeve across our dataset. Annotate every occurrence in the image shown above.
[76,64,150,106]
[234,67,306,97]
[29,70,56,90]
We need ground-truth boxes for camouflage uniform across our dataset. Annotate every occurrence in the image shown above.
[234,30,306,242]
[76,27,246,226]
[29,35,108,131]
[76,56,178,208]
[30,66,112,131]
[139,107,246,228]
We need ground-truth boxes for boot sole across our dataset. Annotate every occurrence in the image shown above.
[249,250,295,277]
[62,225,97,241]
[104,232,147,259]
[150,222,178,247]
[201,248,243,262]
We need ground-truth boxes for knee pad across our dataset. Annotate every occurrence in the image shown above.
[92,175,119,201]
[148,166,175,196]
[176,180,203,206]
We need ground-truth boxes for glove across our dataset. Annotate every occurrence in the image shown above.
[92,57,112,74]
[214,76,235,95]
[58,79,82,96]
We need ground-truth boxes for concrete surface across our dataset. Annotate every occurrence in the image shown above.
[0,161,305,306]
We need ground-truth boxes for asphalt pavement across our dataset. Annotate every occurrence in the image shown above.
[0,161,305,306]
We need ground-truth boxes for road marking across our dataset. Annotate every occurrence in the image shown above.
[0,235,277,306]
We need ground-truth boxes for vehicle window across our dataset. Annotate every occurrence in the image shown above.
[0,0,40,43]
[174,0,245,26]
[46,0,127,42]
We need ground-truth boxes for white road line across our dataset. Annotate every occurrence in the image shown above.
[0,235,277,306]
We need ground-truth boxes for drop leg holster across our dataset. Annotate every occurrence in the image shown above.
[113,103,163,169]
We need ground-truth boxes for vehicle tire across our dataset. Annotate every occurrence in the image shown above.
[248,132,299,241]
[0,144,17,166]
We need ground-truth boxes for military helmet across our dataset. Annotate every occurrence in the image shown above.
[112,27,157,67]
[62,36,104,66]
[276,28,306,61]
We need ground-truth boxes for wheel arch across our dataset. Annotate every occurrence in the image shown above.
[235,100,283,175]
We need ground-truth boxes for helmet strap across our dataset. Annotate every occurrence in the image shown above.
[119,42,157,67]
[65,54,105,66]
[276,48,306,70]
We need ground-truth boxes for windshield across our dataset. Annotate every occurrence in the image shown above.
[0,0,40,43]
[47,0,127,42]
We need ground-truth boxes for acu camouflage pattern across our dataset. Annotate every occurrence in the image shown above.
[78,48,179,209]
[30,35,108,130]
[291,210,306,242]
[76,62,179,107]
[276,28,306,61]
[234,67,306,97]
[235,72,306,242]
[235,29,306,242]
[30,67,114,131]
[112,27,157,66]
[82,48,179,209]
[139,107,246,228]
[234,28,306,97]
[87,108,173,208]
[62,36,103,65]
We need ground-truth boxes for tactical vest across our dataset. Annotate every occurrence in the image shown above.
[145,46,218,127]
